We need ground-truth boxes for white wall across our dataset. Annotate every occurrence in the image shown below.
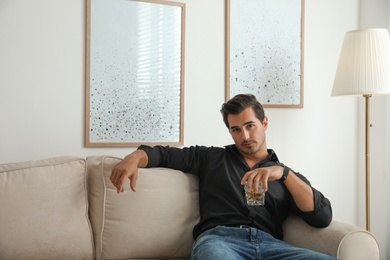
[4,0,389,257]
[387,90,390,260]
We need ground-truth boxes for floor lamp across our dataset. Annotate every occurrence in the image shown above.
[331,29,390,232]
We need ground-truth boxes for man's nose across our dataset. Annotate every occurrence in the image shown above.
[242,129,250,140]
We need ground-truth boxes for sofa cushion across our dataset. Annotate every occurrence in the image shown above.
[0,156,94,260]
[87,156,199,260]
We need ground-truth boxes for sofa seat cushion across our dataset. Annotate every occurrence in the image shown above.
[0,156,94,260]
[87,156,199,260]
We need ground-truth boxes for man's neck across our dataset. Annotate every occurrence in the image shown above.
[242,150,269,169]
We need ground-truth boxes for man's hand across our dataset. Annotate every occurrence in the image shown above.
[241,166,283,193]
[241,165,315,212]
[110,149,148,193]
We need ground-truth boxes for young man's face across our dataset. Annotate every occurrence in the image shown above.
[227,107,268,157]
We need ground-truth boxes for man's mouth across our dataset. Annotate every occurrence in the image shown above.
[242,140,255,147]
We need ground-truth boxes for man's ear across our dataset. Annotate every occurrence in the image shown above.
[262,116,269,130]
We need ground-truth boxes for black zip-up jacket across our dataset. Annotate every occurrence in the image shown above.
[139,144,333,240]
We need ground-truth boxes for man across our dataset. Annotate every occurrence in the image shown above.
[110,94,336,260]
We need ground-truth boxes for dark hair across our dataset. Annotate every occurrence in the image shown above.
[220,94,265,128]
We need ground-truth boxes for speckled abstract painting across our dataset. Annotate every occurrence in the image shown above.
[86,0,185,146]
[228,0,303,107]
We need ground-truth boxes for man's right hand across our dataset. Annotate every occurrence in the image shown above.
[110,149,148,193]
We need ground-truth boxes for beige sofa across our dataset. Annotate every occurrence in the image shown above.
[0,156,380,260]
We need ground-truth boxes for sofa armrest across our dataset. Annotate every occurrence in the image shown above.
[283,214,380,260]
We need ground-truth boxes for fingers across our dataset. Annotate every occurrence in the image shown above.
[241,169,269,192]
[241,166,285,192]
[117,174,126,194]
[110,164,138,193]
[130,172,138,192]
[110,167,124,193]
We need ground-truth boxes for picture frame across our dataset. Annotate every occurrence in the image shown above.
[226,0,305,108]
[85,0,186,147]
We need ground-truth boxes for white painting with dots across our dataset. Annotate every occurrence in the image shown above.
[86,0,185,146]
[228,0,303,107]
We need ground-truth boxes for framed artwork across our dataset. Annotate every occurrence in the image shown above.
[226,0,305,108]
[85,0,186,147]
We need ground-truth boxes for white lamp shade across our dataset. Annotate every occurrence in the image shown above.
[332,28,390,96]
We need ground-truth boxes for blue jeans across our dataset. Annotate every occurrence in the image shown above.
[191,226,337,260]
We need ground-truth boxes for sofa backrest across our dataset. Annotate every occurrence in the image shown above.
[0,156,94,260]
[87,156,200,260]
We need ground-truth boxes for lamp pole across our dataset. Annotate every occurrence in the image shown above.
[364,94,372,232]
